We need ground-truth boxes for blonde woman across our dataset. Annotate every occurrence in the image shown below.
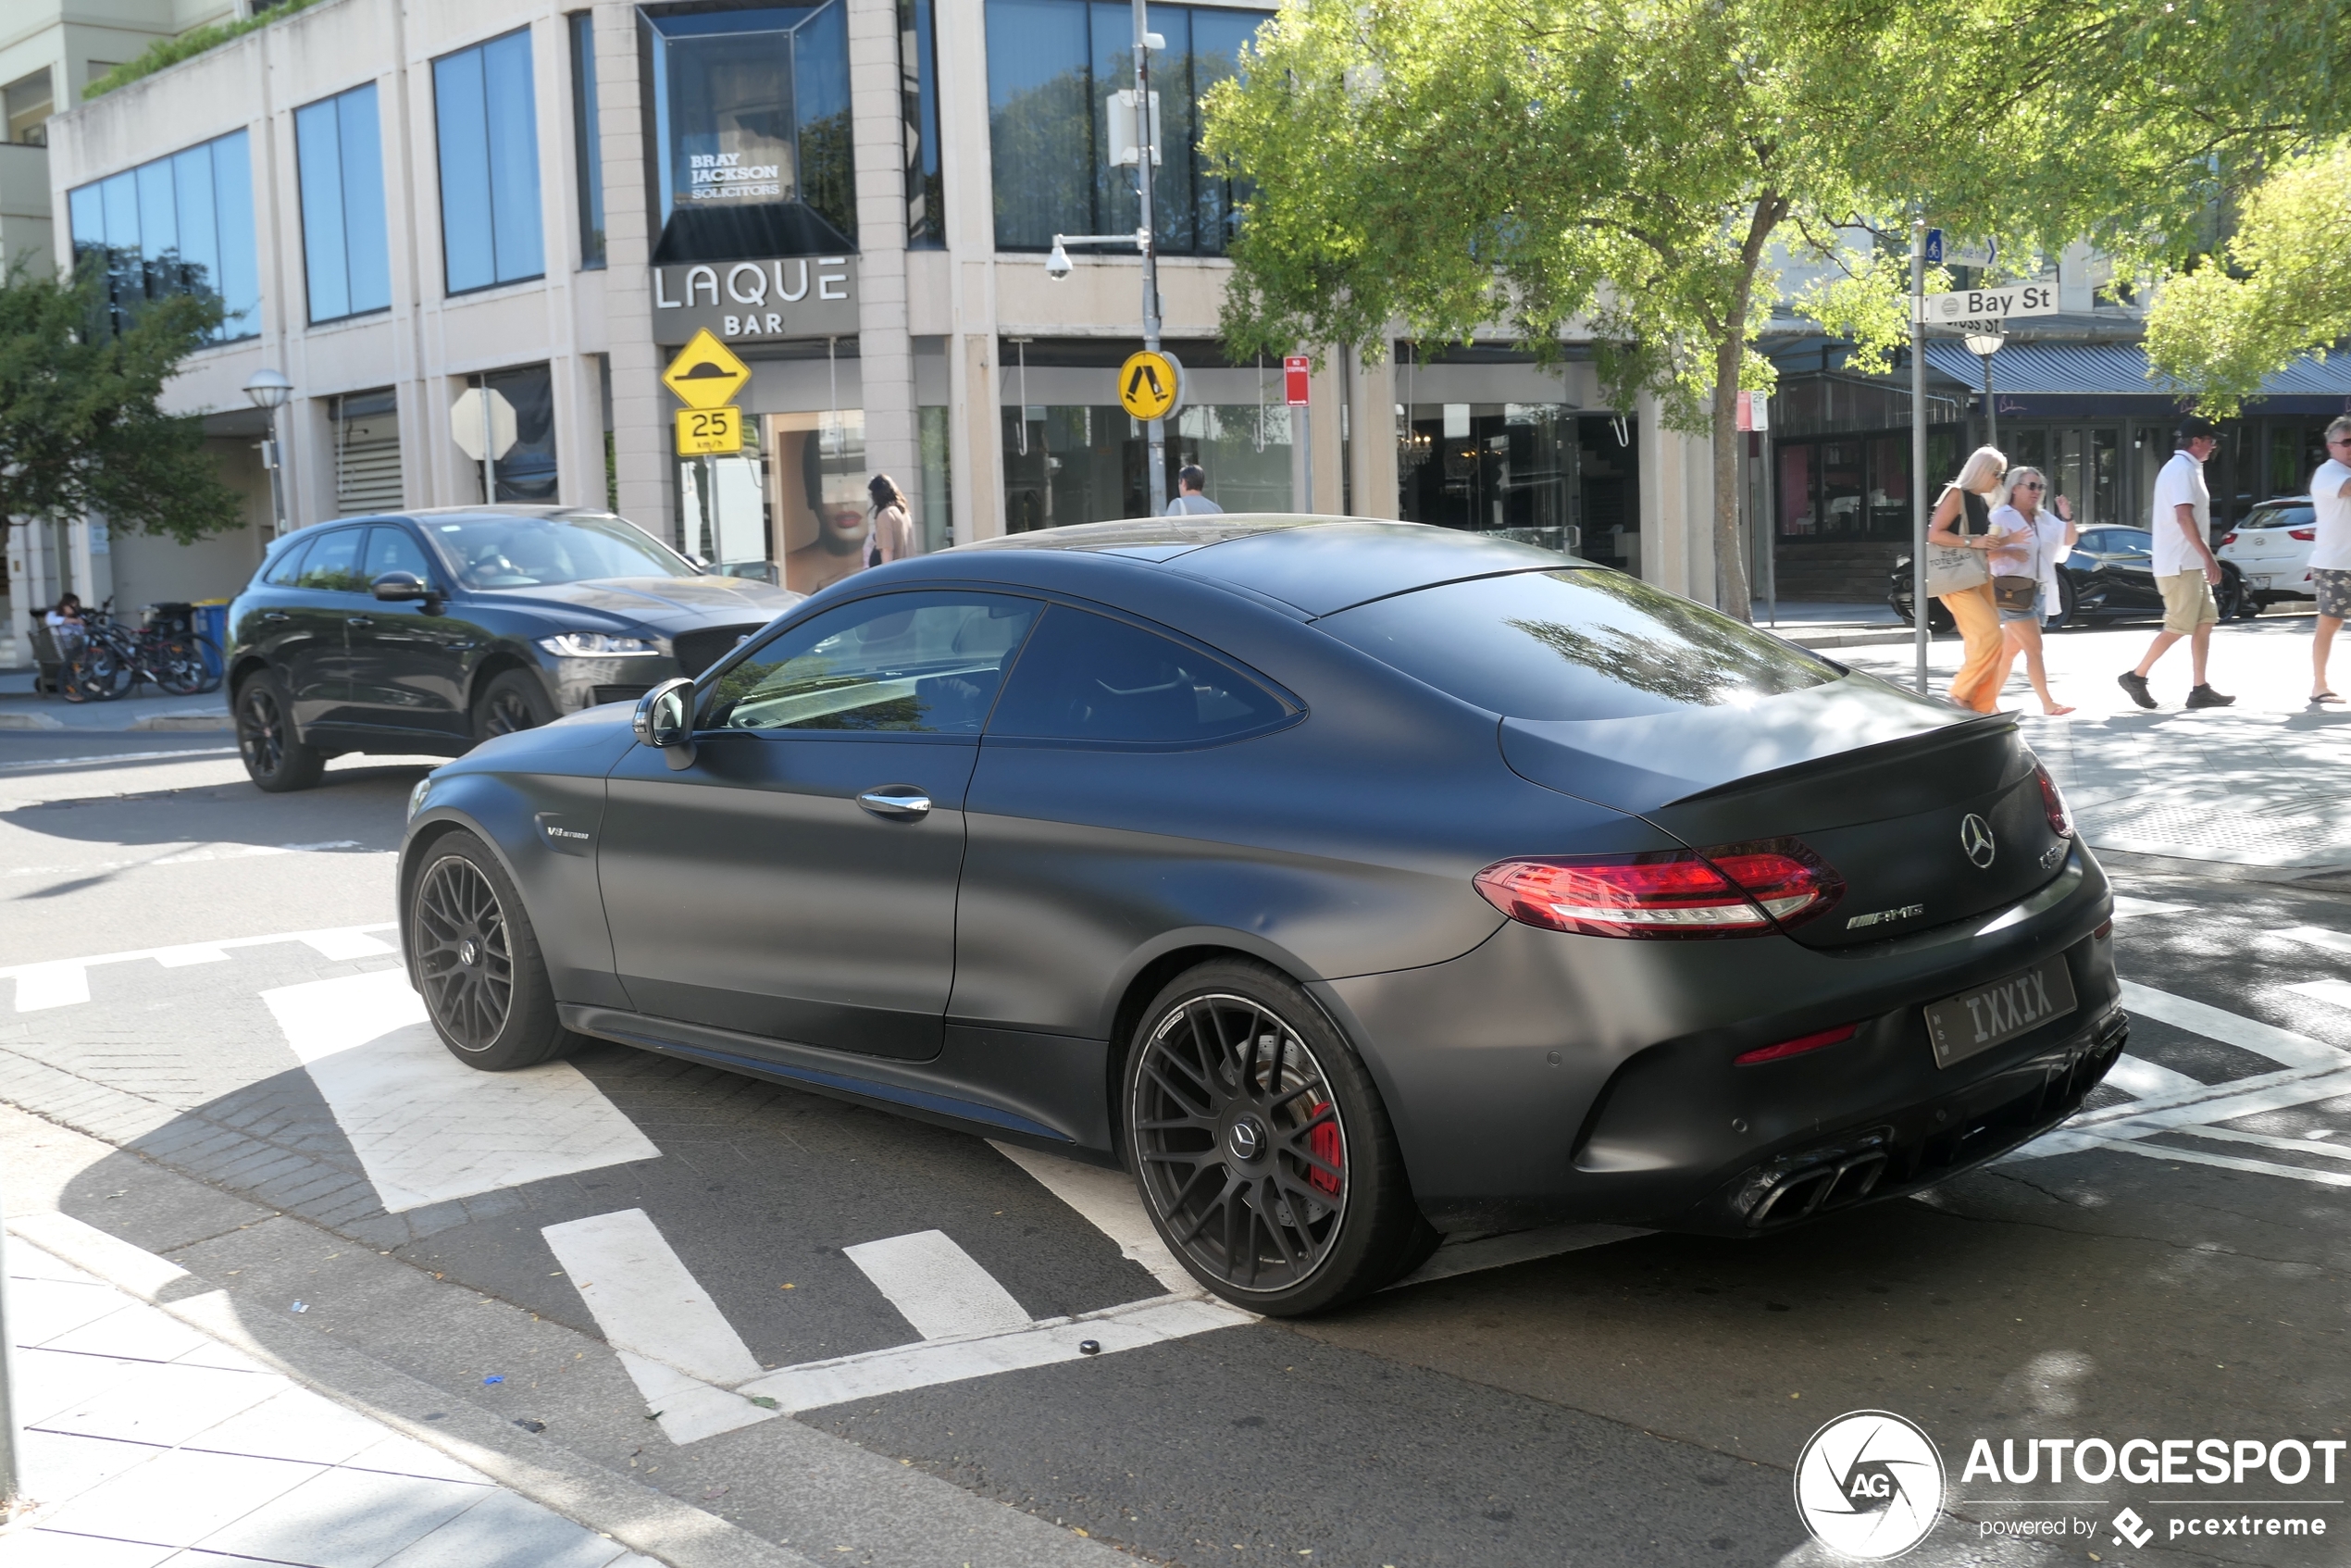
[1925,445,2012,713]
[1984,467,2078,715]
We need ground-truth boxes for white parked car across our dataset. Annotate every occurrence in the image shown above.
[2218,496,2318,608]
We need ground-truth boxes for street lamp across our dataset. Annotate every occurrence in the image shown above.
[1040,0,1171,515]
[243,367,293,538]
[1963,330,2005,452]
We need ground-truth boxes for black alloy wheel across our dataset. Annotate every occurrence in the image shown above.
[407,832,578,1070]
[235,671,324,791]
[414,852,515,1052]
[1126,961,1435,1314]
[474,668,555,743]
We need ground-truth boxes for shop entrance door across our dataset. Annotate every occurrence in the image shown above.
[2007,426,2124,529]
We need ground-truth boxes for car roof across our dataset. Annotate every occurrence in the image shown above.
[957,515,1580,617]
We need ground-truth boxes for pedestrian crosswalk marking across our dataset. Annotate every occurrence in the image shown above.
[2091,1135,2351,1190]
[4,923,399,1012]
[2116,979,2347,1068]
[264,970,659,1213]
[844,1230,1034,1341]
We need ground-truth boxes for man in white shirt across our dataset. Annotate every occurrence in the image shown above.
[2307,416,2351,703]
[1165,465,1224,516]
[2118,417,2234,709]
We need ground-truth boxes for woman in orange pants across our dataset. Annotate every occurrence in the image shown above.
[1928,446,2013,713]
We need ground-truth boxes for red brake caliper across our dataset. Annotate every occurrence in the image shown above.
[1304,1100,1342,1196]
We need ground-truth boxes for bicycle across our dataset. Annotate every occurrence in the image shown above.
[61,602,218,703]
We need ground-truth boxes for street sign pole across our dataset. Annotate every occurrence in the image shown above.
[1133,0,1166,518]
[479,378,495,505]
[1,1175,21,1516]
[1285,356,1312,512]
[1911,216,1930,697]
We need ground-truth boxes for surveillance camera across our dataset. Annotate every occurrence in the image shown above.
[1045,241,1073,280]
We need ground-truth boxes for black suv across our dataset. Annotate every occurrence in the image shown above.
[226,506,798,791]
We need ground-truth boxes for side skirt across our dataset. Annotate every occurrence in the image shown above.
[558,1004,1119,1164]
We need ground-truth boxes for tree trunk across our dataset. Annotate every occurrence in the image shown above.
[1711,337,1751,621]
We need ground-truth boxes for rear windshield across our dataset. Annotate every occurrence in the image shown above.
[2245,504,2316,529]
[1320,568,1842,720]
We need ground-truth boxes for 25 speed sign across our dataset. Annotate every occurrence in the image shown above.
[676,405,743,455]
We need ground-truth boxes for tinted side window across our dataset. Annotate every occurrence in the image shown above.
[705,592,1040,734]
[988,607,1290,745]
[2112,529,2155,554]
[1322,568,1838,722]
[293,529,369,592]
[363,525,433,580]
[263,537,314,587]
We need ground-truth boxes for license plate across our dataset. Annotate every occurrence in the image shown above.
[1923,957,2078,1068]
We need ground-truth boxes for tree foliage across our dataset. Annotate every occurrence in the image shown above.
[0,263,245,545]
[1199,0,2295,614]
[2145,144,2351,417]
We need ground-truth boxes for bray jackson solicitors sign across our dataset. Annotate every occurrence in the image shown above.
[652,256,858,345]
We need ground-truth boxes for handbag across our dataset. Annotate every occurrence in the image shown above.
[1991,575,2039,614]
[1922,490,1991,598]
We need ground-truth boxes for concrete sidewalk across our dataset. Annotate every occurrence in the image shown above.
[0,671,230,734]
[0,1216,657,1568]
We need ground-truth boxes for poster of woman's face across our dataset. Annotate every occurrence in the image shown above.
[767,411,868,595]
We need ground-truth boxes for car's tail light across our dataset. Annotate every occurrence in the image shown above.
[2292,528,2317,541]
[1735,1022,1859,1066]
[2220,532,2237,546]
[2034,762,2074,838]
[1474,840,1843,940]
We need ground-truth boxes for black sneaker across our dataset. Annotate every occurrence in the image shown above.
[2185,684,2236,709]
[2117,671,2157,709]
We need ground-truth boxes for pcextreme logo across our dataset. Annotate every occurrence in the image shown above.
[1794,1411,1947,1560]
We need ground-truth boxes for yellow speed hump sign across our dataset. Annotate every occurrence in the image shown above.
[676,404,743,455]
[1118,349,1184,421]
[662,329,752,410]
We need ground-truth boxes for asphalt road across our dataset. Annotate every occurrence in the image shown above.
[5,721,2348,1568]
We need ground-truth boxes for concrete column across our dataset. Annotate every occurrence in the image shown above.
[848,0,917,534]
[1349,346,1399,519]
[960,332,1002,539]
[596,0,670,542]
[934,0,1000,541]
[1638,399,1717,604]
[4,521,32,667]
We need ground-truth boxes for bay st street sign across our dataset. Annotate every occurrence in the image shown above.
[1914,282,2059,327]
[652,255,859,345]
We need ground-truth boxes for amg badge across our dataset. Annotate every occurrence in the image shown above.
[1847,903,1926,931]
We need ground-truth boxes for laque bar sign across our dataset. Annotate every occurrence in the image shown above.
[652,257,859,343]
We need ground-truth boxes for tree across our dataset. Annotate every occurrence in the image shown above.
[1200,0,2226,616]
[0,261,243,546]
[2144,144,2351,417]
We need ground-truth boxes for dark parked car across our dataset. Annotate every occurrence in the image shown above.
[401,518,2123,1314]
[226,506,798,790]
[1891,527,2248,629]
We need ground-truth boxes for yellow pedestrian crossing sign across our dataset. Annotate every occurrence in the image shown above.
[662,329,752,411]
[1118,350,1183,421]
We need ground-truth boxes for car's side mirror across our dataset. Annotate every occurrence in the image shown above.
[372,571,433,604]
[633,677,697,768]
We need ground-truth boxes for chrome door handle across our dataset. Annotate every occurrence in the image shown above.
[346,616,373,628]
[263,611,290,622]
[857,786,932,819]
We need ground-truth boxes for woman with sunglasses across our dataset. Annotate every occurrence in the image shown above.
[1985,467,2078,715]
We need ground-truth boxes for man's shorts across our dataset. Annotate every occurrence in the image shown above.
[2315,567,2351,620]
[2158,572,2220,633]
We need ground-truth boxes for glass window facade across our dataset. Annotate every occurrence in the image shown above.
[643,2,857,265]
[1002,401,1292,529]
[1397,404,1603,559]
[459,363,558,502]
[570,13,606,268]
[900,0,943,246]
[67,130,258,342]
[434,30,544,294]
[1776,429,1964,540]
[983,0,1263,254]
[294,82,391,323]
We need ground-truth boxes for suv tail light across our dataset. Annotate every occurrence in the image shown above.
[2034,762,2074,838]
[2292,528,2317,541]
[1474,840,1843,940]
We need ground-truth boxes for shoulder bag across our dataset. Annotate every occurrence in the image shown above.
[1923,490,1991,598]
[1989,510,2043,614]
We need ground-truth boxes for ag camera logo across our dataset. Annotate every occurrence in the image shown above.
[1795,1410,1947,1559]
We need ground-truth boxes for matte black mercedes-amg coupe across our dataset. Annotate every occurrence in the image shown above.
[399,518,2124,1314]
